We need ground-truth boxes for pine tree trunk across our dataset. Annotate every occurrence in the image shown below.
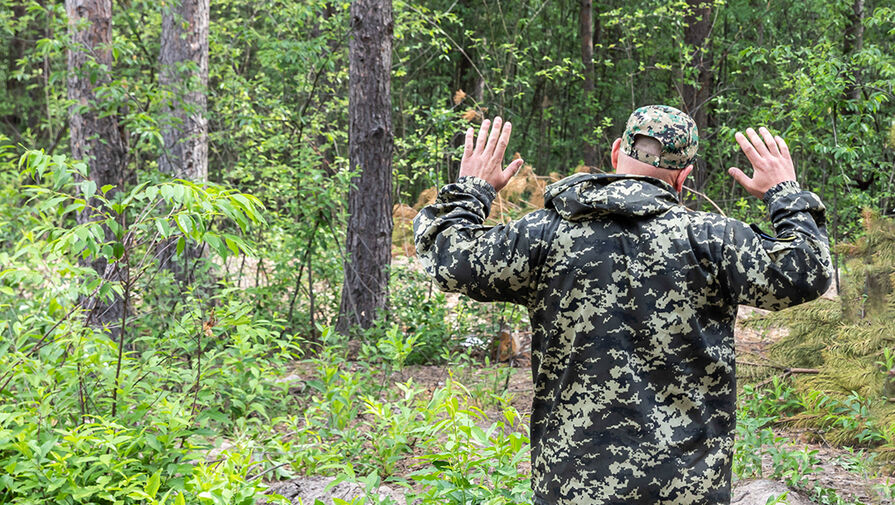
[337,0,394,333]
[66,0,128,334]
[158,0,209,283]
[4,1,27,134]
[579,0,596,168]
[841,0,867,189]
[159,0,209,181]
[67,0,127,192]
[682,0,713,199]
[843,0,864,102]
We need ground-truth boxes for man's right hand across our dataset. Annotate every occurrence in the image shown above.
[727,127,797,199]
[458,116,524,192]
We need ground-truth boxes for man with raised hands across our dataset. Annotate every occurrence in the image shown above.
[414,106,832,505]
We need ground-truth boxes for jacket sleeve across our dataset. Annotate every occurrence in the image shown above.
[720,180,834,310]
[413,176,555,306]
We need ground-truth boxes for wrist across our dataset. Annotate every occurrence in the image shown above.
[458,176,498,195]
[762,180,801,205]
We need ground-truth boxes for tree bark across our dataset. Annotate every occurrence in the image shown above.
[843,0,864,102]
[159,0,209,181]
[579,0,597,167]
[67,0,127,192]
[681,0,713,199]
[158,0,209,283]
[66,0,128,334]
[4,1,28,134]
[336,0,394,333]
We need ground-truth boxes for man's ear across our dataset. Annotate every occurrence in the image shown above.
[674,164,694,192]
[611,138,622,170]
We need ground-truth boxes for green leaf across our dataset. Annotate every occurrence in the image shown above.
[83,180,96,201]
[176,214,193,237]
[63,201,85,215]
[224,236,240,256]
[176,236,186,255]
[145,470,161,499]
[155,218,172,238]
[205,233,225,258]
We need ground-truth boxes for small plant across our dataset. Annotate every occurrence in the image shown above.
[378,324,419,374]
[386,265,451,364]
[361,381,425,477]
[409,379,532,505]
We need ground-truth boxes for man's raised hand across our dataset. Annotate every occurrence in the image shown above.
[727,127,797,199]
[459,117,524,192]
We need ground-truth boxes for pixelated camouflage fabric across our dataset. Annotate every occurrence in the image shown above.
[413,173,832,505]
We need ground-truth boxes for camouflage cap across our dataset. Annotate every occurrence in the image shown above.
[621,105,699,170]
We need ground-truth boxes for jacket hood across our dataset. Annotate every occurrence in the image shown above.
[544,173,680,221]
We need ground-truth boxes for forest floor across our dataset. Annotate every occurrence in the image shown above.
[264,257,893,503]
[354,302,894,503]
[732,303,893,503]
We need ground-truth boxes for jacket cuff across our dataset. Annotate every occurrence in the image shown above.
[455,176,497,201]
[762,180,801,206]
[433,176,498,222]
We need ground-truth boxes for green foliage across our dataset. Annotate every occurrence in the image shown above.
[408,384,532,505]
[381,264,450,365]
[3,0,895,501]
[0,150,296,503]
[745,212,895,463]
[734,384,886,505]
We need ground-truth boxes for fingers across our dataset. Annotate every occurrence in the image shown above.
[775,135,791,163]
[727,166,753,191]
[483,116,503,157]
[744,128,770,158]
[497,159,525,188]
[505,158,524,175]
[759,127,779,156]
[494,121,512,161]
[734,132,761,166]
[463,127,474,160]
[475,119,490,154]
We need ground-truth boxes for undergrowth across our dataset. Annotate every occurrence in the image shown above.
[744,210,895,463]
[735,380,895,504]
[2,147,890,504]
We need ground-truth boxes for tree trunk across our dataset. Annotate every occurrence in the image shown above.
[681,0,713,199]
[66,0,128,334]
[159,0,209,181]
[336,0,394,333]
[841,0,868,190]
[158,0,209,283]
[579,0,596,168]
[4,1,27,135]
[67,0,127,191]
[843,0,864,102]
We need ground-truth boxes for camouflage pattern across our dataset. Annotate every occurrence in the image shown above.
[413,174,832,505]
[621,105,699,170]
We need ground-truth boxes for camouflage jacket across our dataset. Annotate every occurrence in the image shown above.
[413,173,833,505]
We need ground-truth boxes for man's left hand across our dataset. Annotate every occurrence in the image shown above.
[458,116,524,192]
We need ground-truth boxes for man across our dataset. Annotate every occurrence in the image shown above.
[413,105,833,504]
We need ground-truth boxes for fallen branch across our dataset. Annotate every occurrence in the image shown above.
[752,367,820,389]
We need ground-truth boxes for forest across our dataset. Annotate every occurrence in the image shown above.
[1,0,895,503]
